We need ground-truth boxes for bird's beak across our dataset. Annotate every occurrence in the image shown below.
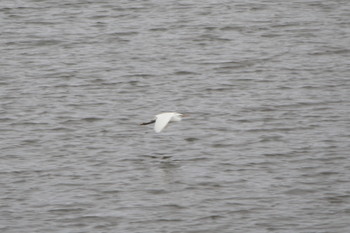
[182,114,189,117]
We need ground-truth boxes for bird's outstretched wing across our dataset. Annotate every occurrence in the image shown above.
[154,113,173,133]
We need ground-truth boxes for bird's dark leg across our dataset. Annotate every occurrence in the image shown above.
[140,119,156,125]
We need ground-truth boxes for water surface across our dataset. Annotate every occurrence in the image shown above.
[1,0,349,232]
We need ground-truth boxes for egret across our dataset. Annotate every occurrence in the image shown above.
[140,112,186,133]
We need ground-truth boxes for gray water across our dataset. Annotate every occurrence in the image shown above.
[1,0,350,232]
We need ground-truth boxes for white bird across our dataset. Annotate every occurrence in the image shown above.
[140,112,186,133]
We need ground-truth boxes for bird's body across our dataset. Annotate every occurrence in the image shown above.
[141,112,185,133]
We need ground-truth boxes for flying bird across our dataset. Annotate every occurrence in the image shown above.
[140,112,186,133]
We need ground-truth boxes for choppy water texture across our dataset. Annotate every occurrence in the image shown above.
[1,0,350,232]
